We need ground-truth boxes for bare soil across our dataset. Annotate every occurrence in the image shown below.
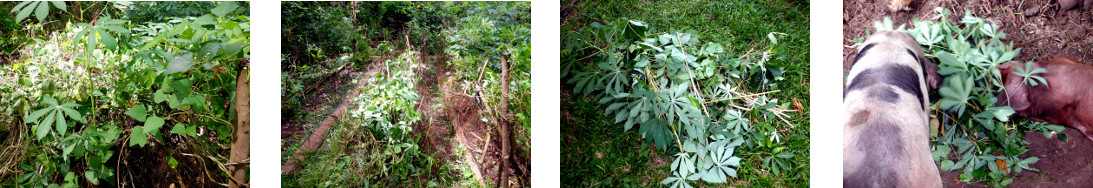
[843,0,1093,186]
[426,53,531,187]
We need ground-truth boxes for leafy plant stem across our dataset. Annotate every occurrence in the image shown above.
[703,90,780,104]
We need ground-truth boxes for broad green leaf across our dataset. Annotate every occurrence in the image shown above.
[125,105,147,122]
[129,126,147,147]
[196,42,220,60]
[85,171,97,185]
[168,156,178,168]
[183,94,206,110]
[168,95,180,109]
[144,116,165,134]
[171,123,186,135]
[218,43,245,59]
[186,125,197,137]
[211,1,240,17]
[165,52,194,75]
[154,89,168,103]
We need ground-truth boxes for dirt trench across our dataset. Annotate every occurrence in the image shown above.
[412,52,530,187]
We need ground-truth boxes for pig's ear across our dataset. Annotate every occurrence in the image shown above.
[925,62,942,89]
[996,62,1031,111]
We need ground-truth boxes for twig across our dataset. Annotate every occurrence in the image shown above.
[704,90,781,104]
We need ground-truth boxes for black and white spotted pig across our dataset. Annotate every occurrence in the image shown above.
[843,31,942,188]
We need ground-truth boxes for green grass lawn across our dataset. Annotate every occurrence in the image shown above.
[561,0,810,187]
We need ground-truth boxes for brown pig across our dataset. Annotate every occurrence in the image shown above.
[997,57,1093,142]
[890,0,913,12]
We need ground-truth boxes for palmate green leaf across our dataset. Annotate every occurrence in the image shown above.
[12,1,31,13]
[640,118,672,150]
[144,116,165,134]
[50,1,66,12]
[43,96,59,106]
[61,103,85,123]
[87,29,99,51]
[125,105,147,122]
[1014,61,1049,87]
[775,151,795,159]
[14,1,37,23]
[55,110,67,137]
[939,73,972,115]
[99,28,117,51]
[37,110,56,140]
[34,0,49,22]
[26,106,52,124]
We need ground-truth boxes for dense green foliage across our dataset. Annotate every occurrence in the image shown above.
[281,2,530,187]
[123,1,250,24]
[285,52,464,187]
[444,2,532,137]
[1,2,248,187]
[561,0,809,186]
[859,9,1060,187]
[564,18,796,188]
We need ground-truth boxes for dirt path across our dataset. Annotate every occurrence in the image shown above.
[280,62,368,149]
[843,0,1093,186]
[281,58,385,174]
[414,52,530,187]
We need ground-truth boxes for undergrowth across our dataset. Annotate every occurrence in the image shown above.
[561,0,810,187]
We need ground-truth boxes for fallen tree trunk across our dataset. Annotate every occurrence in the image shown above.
[281,79,368,174]
[281,60,376,174]
[229,60,251,188]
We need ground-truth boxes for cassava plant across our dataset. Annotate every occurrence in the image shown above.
[563,19,797,188]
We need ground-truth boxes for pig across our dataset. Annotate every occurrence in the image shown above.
[890,0,913,12]
[996,57,1093,142]
[844,31,943,188]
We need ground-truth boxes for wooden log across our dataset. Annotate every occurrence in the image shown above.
[229,61,250,188]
